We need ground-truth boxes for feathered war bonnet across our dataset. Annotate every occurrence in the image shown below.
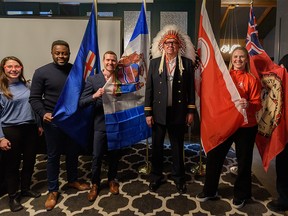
[151,24,196,76]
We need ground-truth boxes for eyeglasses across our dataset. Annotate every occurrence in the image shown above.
[164,41,179,46]
[4,65,22,70]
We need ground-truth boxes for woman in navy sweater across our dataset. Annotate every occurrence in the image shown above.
[0,56,42,212]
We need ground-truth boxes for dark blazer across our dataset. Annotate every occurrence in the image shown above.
[79,73,106,132]
[144,56,196,125]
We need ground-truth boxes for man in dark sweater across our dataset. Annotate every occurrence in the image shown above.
[29,40,90,211]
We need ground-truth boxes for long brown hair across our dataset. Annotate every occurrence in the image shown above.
[0,56,27,99]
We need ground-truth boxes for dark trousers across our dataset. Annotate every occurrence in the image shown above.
[150,122,185,184]
[0,151,4,195]
[203,126,257,200]
[2,124,38,195]
[276,143,288,205]
[91,131,119,185]
[43,122,80,192]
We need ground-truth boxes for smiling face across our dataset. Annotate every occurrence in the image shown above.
[163,39,180,58]
[231,49,248,71]
[3,59,23,82]
[103,53,117,73]
[51,45,70,66]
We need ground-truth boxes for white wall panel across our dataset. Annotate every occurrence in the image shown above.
[0,17,121,79]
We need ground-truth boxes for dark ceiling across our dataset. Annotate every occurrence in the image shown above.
[220,0,277,40]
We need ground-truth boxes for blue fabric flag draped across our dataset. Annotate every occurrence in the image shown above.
[52,4,101,147]
[102,2,151,150]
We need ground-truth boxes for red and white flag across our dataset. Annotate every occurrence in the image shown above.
[246,5,288,171]
[195,1,247,153]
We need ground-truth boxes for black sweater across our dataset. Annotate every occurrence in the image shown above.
[29,62,72,118]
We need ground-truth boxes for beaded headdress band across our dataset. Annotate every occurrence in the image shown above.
[151,25,196,75]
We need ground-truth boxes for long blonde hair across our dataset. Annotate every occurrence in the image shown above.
[0,56,26,99]
[228,46,251,73]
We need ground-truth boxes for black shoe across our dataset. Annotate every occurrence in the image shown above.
[232,198,245,209]
[176,183,187,194]
[21,189,41,198]
[267,200,288,212]
[9,193,23,212]
[149,181,161,192]
[196,191,218,202]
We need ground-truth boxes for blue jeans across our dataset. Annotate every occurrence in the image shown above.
[43,122,80,192]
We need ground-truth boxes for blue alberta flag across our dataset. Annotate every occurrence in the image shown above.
[102,2,151,150]
[53,5,101,147]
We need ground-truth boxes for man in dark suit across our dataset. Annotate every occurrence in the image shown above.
[79,51,120,202]
[144,25,197,194]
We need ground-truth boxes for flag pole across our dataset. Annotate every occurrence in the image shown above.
[190,127,206,176]
[93,0,98,16]
[196,1,206,177]
[138,138,151,175]
[93,0,98,34]
[142,0,152,174]
[191,0,206,177]
[143,0,151,45]
[143,0,146,11]
[138,0,151,175]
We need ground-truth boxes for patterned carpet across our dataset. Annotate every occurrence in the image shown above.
[0,141,284,216]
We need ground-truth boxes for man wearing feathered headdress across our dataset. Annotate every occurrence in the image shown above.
[144,25,197,194]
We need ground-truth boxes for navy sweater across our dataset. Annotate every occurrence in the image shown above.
[29,62,72,118]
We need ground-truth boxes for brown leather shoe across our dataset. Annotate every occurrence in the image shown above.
[67,181,90,191]
[87,184,98,202]
[109,180,119,195]
[45,192,59,211]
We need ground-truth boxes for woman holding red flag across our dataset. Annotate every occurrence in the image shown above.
[196,47,262,209]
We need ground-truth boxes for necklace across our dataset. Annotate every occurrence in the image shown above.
[166,57,176,75]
